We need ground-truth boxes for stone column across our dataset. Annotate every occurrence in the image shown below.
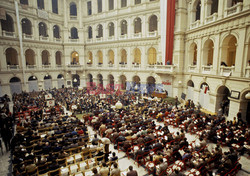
[212,35,220,75]
[228,97,240,121]
[234,27,246,77]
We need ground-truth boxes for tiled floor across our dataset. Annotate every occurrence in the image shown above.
[0,108,249,176]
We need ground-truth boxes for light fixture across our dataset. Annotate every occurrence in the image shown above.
[61,77,64,80]
[115,101,123,109]
[73,78,77,82]
[134,84,138,91]
[33,76,36,79]
[75,53,78,56]
[245,92,250,99]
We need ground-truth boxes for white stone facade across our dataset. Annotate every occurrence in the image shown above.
[0,0,249,122]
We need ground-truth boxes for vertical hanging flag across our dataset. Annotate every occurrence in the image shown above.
[165,0,175,65]
[204,86,208,94]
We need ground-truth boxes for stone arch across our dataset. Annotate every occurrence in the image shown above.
[120,20,127,35]
[202,39,214,66]
[148,14,157,32]
[189,42,198,65]
[41,50,50,65]
[108,22,115,37]
[148,47,157,65]
[6,48,18,66]
[119,75,127,90]
[147,76,156,94]
[133,48,141,64]
[21,18,32,35]
[215,85,231,116]
[97,50,103,64]
[108,50,114,64]
[1,14,14,32]
[25,49,35,66]
[220,34,237,67]
[71,51,79,64]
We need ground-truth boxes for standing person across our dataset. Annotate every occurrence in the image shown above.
[126,166,138,176]
[237,109,243,125]
[101,136,111,154]
[110,163,121,176]
[175,96,178,108]
[2,124,12,151]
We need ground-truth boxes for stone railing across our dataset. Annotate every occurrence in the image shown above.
[190,20,200,29]
[225,2,243,16]
[133,32,142,38]
[220,66,235,76]
[148,31,158,37]
[119,34,128,40]
[2,30,15,37]
[26,65,36,69]
[205,13,218,24]
[188,65,196,72]
[202,65,212,74]
[39,35,49,41]
[23,33,33,40]
[7,65,19,70]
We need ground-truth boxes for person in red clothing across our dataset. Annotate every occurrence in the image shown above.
[126,166,138,176]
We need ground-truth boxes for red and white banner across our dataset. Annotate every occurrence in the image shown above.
[47,100,55,107]
[100,94,106,99]
[45,93,52,100]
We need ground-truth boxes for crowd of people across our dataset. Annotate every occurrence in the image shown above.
[0,87,248,176]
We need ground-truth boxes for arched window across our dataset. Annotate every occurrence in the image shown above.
[1,14,14,32]
[25,49,35,65]
[71,51,79,64]
[37,0,44,9]
[38,22,47,36]
[134,17,141,33]
[70,27,78,39]
[221,35,237,67]
[6,48,18,65]
[53,25,60,38]
[120,49,127,64]
[70,2,77,16]
[189,43,197,65]
[109,0,114,10]
[148,47,157,65]
[108,50,114,64]
[88,52,93,64]
[98,0,102,13]
[97,51,103,64]
[21,18,32,35]
[97,24,103,38]
[88,26,92,39]
[203,39,214,66]
[52,0,58,14]
[109,22,114,37]
[134,48,141,64]
[193,45,197,65]
[55,51,62,65]
[119,75,126,90]
[42,50,50,65]
[87,1,92,15]
[210,0,218,15]
[121,0,127,8]
[121,20,127,35]
[20,0,28,5]
[135,0,141,5]
[195,0,201,21]
[149,15,157,32]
